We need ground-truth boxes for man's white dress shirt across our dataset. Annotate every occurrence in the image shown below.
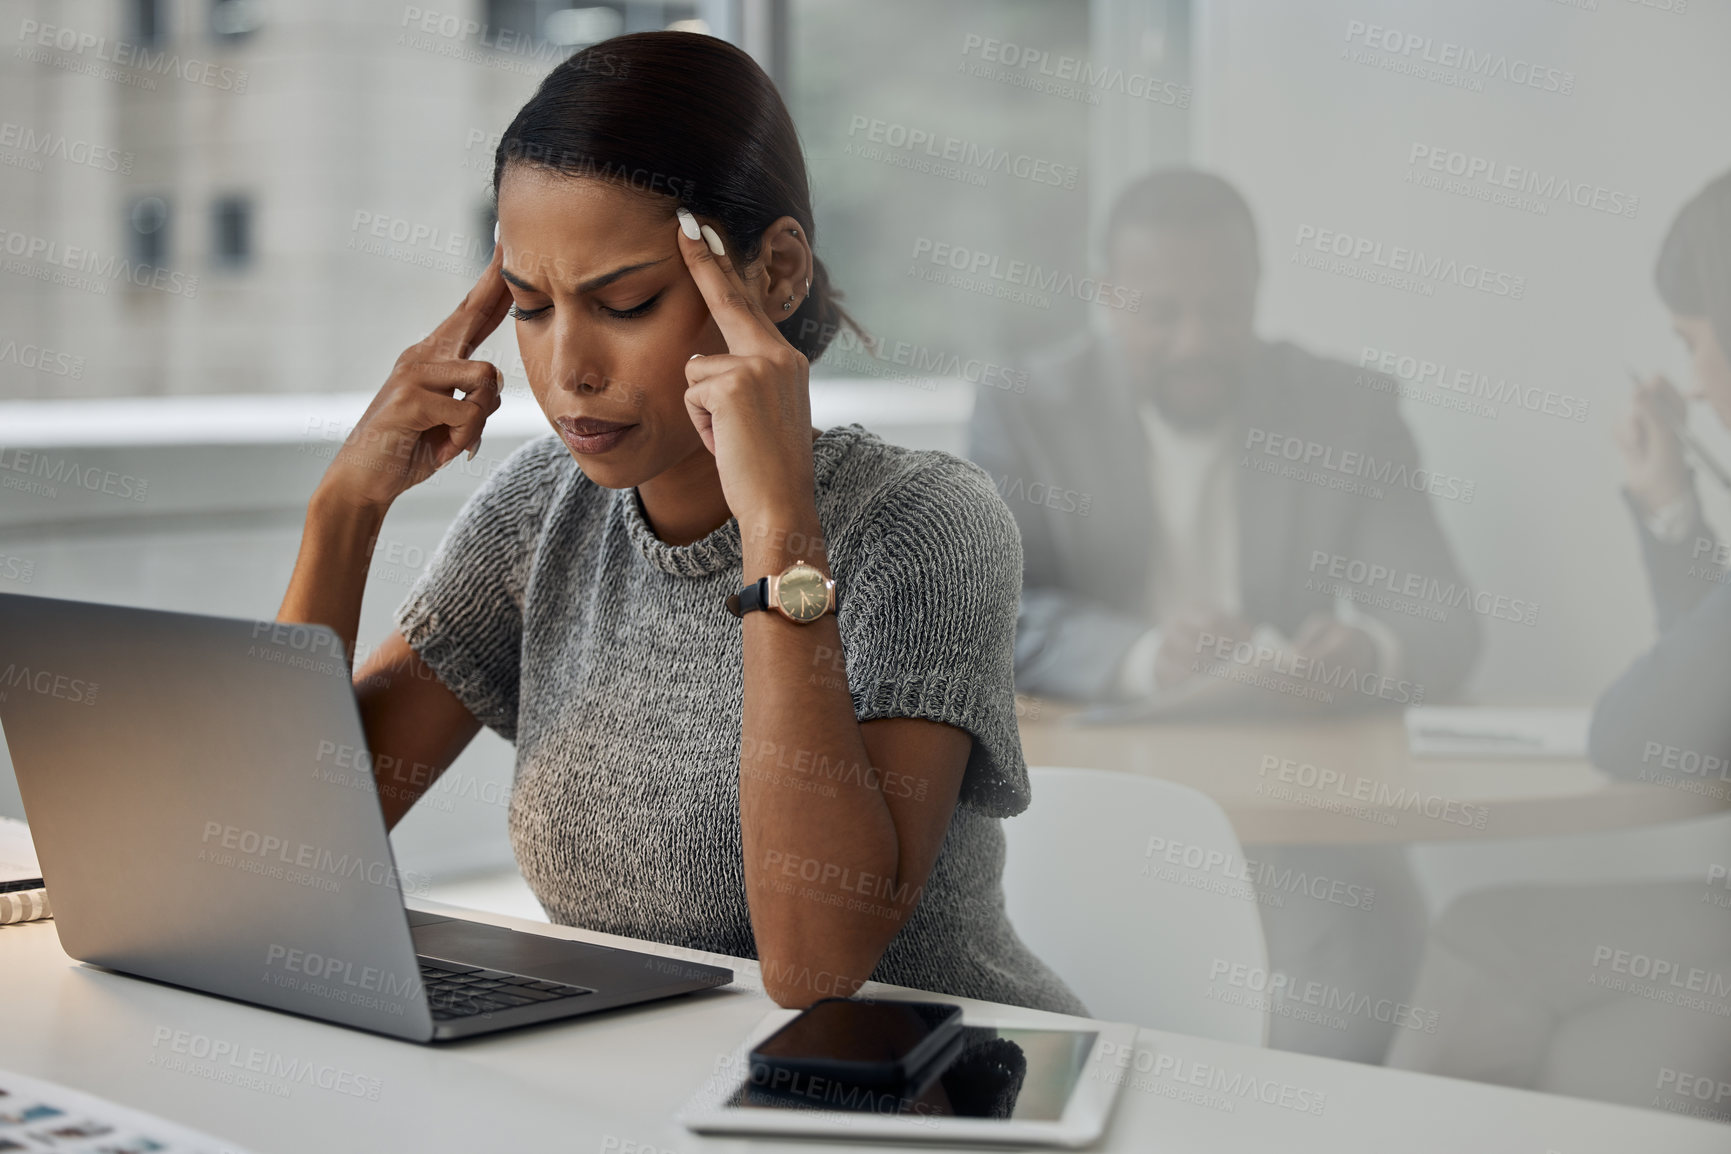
[1114,400,1402,698]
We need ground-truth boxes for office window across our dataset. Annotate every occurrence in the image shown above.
[483,2,703,46]
[6,4,1731,1127]
[784,0,1097,369]
[544,7,626,44]
[210,0,265,40]
[127,195,171,272]
[130,0,167,46]
[485,0,549,44]
[212,195,253,269]
[485,2,620,46]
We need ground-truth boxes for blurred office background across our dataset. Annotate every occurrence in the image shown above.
[3,0,1729,1122]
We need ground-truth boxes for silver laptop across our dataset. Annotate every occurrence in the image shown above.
[0,592,732,1042]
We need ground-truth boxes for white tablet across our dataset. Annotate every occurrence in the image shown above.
[677,1005,1137,1148]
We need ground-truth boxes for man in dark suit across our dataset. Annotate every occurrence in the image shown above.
[967,168,1483,1065]
[968,168,1482,710]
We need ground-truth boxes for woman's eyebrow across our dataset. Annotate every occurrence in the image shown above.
[501,255,671,295]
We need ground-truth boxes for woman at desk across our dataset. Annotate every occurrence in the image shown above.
[1386,170,1731,1107]
[275,32,1085,1016]
[1591,167,1731,777]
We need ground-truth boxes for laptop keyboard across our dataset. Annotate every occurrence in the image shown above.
[418,958,594,1020]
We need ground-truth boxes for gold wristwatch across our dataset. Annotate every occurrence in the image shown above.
[725,559,837,623]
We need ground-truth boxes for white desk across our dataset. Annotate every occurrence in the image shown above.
[1,898,1724,1153]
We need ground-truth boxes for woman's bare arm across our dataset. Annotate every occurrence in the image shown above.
[738,503,971,1008]
[275,498,483,830]
[668,211,976,1006]
[277,244,510,830]
[276,490,385,680]
[352,631,482,831]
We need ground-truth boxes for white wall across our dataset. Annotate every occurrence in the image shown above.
[1186,0,1731,907]
[1193,0,1731,703]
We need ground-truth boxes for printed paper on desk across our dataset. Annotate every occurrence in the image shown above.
[0,1066,259,1152]
[1407,706,1591,759]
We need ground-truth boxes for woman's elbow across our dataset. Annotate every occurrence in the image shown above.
[763,978,825,1009]
[755,923,900,1007]
[1587,679,1632,776]
[1586,657,1660,779]
[758,951,871,1008]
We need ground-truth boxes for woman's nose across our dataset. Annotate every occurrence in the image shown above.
[549,361,608,393]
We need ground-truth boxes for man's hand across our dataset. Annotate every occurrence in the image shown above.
[1155,607,1255,691]
[1291,612,1381,677]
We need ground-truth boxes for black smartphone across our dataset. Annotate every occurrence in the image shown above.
[748,997,964,1088]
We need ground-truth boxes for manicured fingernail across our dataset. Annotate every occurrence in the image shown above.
[676,207,701,240]
[700,224,725,256]
[493,221,499,245]
[468,442,478,461]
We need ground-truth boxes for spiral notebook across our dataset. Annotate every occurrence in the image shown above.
[0,816,49,926]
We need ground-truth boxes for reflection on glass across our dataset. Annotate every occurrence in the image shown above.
[729,1027,1096,1122]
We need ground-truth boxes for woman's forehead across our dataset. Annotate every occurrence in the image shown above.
[497,172,676,288]
[499,167,667,226]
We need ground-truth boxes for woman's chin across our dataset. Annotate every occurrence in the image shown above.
[574,464,640,490]
[558,446,636,486]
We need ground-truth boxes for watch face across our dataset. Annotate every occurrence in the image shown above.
[776,564,830,622]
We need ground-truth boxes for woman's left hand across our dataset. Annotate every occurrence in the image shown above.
[1615,372,1692,516]
[676,207,816,532]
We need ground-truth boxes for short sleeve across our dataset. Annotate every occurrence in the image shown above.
[839,455,1031,818]
[392,435,561,743]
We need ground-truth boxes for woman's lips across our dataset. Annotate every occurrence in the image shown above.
[556,415,637,455]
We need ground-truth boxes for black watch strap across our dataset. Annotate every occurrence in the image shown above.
[725,576,770,618]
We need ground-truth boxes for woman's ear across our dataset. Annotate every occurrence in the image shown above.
[756,215,813,316]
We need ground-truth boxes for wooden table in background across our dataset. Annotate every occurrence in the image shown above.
[1014,698,1731,845]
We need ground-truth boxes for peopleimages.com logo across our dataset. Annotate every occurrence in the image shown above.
[1341,19,1575,96]
[958,34,1191,108]
[0,663,98,705]
[1406,143,1637,219]
[0,121,133,174]
[261,944,418,1016]
[16,18,249,92]
[1306,550,1540,628]
[1291,225,1526,300]
[845,113,1079,189]
[1244,428,1476,503]
[0,225,199,297]
[1359,345,1588,423]
[149,1026,383,1101]
[908,236,1142,312]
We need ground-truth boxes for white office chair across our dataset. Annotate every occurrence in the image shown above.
[1002,766,1270,1045]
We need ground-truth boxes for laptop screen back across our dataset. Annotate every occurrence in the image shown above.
[0,593,434,1042]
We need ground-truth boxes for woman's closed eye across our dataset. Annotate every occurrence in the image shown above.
[602,289,663,319]
[508,290,663,323]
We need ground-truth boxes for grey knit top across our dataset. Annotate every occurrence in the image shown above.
[393,422,1087,1016]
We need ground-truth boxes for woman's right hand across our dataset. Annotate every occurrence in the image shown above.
[318,242,512,511]
[1615,372,1693,516]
